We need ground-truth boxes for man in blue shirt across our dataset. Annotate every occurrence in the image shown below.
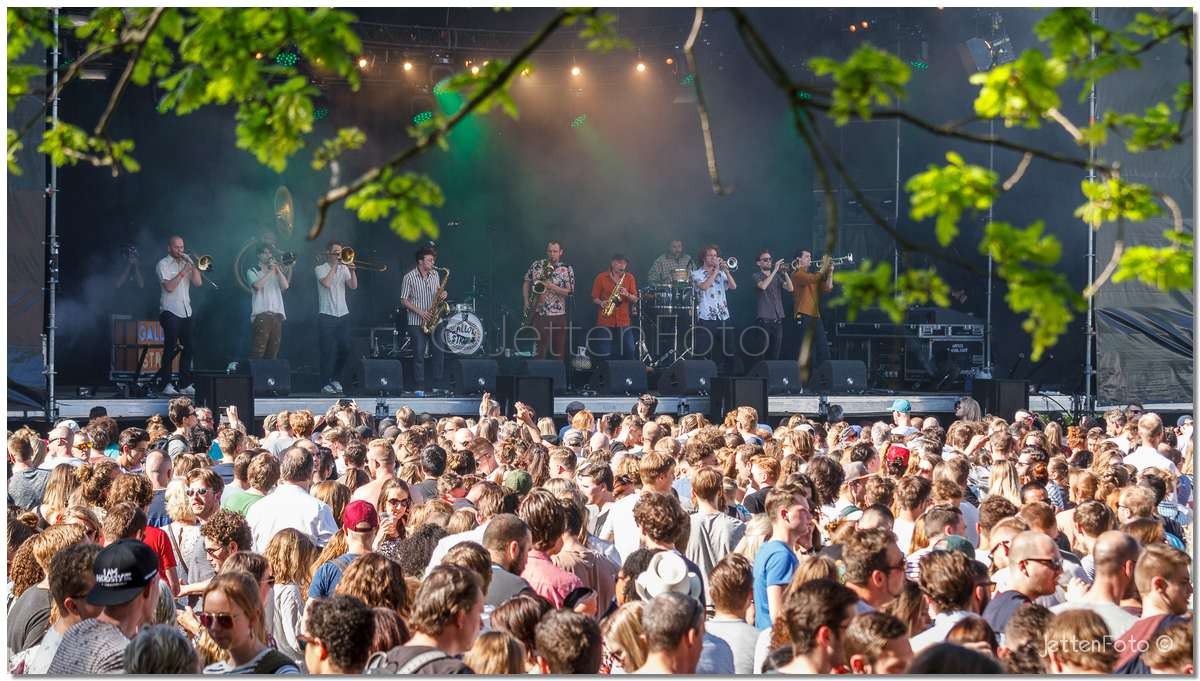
[309,500,378,598]
[752,484,813,629]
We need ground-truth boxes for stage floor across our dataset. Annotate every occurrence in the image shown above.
[10,391,1174,423]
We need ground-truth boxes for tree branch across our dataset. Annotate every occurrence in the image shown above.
[1156,191,1184,233]
[1045,107,1083,143]
[93,7,166,138]
[1002,152,1034,191]
[683,8,732,196]
[1084,217,1125,299]
[790,102,838,255]
[308,9,578,240]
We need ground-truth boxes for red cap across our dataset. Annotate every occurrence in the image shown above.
[343,500,380,533]
[885,444,910,468]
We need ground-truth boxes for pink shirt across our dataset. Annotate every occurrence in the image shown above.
[521,549,583,608]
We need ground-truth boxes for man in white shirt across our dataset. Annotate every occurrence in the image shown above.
[600,451,675,563]
[154,235,202,395]
[889,399,918,436]
[691,245,737,374]
[246,446,339,552]
[246,242,290,359]
[315,240,357,395]
[1124,413,1179,475]
[424,482,506,576]
[39,425,82,470]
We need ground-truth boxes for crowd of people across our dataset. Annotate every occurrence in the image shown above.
[5,392,1195,674]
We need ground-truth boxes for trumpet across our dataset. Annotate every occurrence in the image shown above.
[339,247,388,272]
[273,251,297,267]
[823,253,854,266]
[182,252,219,288]
[723,257,738,272]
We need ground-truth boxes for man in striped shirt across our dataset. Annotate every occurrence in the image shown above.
[400,246,447,392]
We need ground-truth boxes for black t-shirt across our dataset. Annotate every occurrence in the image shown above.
[743,486,772,515]
[983,589,1032,635]
[8,586,51,654]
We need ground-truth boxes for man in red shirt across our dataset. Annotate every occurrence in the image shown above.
[590,254,639,361]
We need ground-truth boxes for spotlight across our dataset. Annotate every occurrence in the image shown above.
[403,61,413,71]
[357,56,368,69]
[862,20,869,28]
[570,65,581,77]
[636,62,646,72]
[254,52,263,60]
[471,65,480,75]
[665,57,674,65]
[849,24,857,32]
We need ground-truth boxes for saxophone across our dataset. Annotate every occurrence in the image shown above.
[422,267,451,334]
[601,271,628,317]
[523,259,554,325]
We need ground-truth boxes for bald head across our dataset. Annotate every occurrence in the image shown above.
[144,450,171,488]
[1008,530,1057,563]
[642,422,662,448]
[1092,531,1140,578]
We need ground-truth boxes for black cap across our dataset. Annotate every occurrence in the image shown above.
[87,539,160,607]
[565,401,586,415]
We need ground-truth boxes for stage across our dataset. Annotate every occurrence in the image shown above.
[8,390,1189,424]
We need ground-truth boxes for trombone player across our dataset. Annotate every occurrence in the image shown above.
[247,241,290,359]
[399,246,447,393]
[316,240,358,395]
[789,249,835,379]
[154,235,202,396]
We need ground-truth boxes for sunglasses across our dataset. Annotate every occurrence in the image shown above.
[74,441,93,451]
[199,611,237,629]
[298,633,318,653]
[386,497,411,507]
[1023,557,1063,571]
[187,488,211,497]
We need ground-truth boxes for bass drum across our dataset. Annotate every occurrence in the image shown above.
[440,311,485,356]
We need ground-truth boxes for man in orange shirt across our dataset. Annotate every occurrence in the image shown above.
[789,250,834,376]
[590,254,639,360]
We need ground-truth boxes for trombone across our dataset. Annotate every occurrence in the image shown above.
[339,247,388,272]
[183,252,219,288]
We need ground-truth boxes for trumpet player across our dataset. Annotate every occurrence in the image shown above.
[692,244,737,374]
[753,249,794,361]
[590,254,639,360]
[247,242,290,359]
[400,246,447,393]
[789,250,835,375]
[523,240,575,360]
[154,235,202,395]
[316,240,358,395]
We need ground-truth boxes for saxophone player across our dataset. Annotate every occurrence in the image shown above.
[590,254,639,360]
[400,246,447,393]
[523,241,575,359]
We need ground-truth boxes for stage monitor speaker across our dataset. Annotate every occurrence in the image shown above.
[518,359,568,395]
[809,360,867,393]
[748,360,803,395]
[594,360,648,395]
[448,359,497,395]
[710,377,768,423]
[232,358,291,397]
[656,360,718,395]
[193,371,254,424]
[359,359,404,396]
[496,376,554,421]
[971,379,1029,419]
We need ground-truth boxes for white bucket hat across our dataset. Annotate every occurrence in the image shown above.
[635,551,703,602]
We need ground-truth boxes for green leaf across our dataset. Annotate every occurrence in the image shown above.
[1075,178,1161,228]
[905,152,998,247]
[1113,230,1194,291]
[969,49,1067,128]
[311,127,366,171]
[7,128,23,175]
[809,44,910,125]
[579,12,632,53]
[344,168,444,242]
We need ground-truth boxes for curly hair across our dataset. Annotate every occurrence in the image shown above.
[13,523,88,597]
[534,610,602,674]
[306,594,375,671]
[106,473,154,510]
[335,553,409,614]
[200,509,253,551]
[632,492,688,546]
[247,452,281,492]
[75,460,121,508]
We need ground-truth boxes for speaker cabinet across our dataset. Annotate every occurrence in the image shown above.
[593,360,648,395]
[809,360,867,393]
[448,359,497,395]
[971,379,1029,419]
[710,377,768,423]
[518,359,568,395]
[496,376,554,421]
[656,360,718,395]
[359,359,404,396]
[194,372,254,424]
[231,358,291,397]
[748,360,803,395]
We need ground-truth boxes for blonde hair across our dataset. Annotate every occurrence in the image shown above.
[601,601,647,672]
[265,529,319,594]
[311,481,350,528]
[733,514,773,563]
[1045,609,1116,672]
[164,479,197,524]
[40,463,79,518]
[203,572,267,646]
[464,631,526,675]
[988,461,1022,506]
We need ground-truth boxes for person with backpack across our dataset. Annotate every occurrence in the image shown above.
[365,565,482,674]
[159,398,197,459]
[308,500,378,599]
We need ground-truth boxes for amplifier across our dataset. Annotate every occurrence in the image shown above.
[918,323,984,340]
[904,339,984,379]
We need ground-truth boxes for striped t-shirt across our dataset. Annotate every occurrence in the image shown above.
[400,267,441,326]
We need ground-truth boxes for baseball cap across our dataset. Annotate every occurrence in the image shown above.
[933,535,976,560]
[563,430,585,448]
[565,401,586,416]
[1177,415,1193,428]
[503,470,533,496]
[87,539,160,606]
[343,500,380,533]
[843,461,869,481]
[885,444,911,469]
[890,399,911,414]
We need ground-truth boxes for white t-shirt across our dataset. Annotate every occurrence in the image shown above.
[601,491,643,563]
[1124,446,1179,475]
[314,263,351,317]
[246,483,339,553]
[247,266,286,319]
[156,256,192,317]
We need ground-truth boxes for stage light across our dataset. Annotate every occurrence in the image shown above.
[255,52,263,60]
[798,91,813,100]
[571,65,582,77]
[275,51,298,68]
[849,24,857,32]
[862,20,869,28]
[313,107,329,121]
[357,56,368,69]
[570,114,587,128]
[471,65,480,75]
[412,110,433,125]
[403,61,413,71]
[636,62,646,72]
[665,57,674,65]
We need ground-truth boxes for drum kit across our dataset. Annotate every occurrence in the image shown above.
[637,268,698,368]
[392,294,486,357]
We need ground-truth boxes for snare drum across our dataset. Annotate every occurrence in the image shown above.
[644,285,690,316]
[671,268,690,284]
[452,301,475,314]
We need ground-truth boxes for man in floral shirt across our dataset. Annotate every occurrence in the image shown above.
[691,244,737,374]
[524,240,575,359]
